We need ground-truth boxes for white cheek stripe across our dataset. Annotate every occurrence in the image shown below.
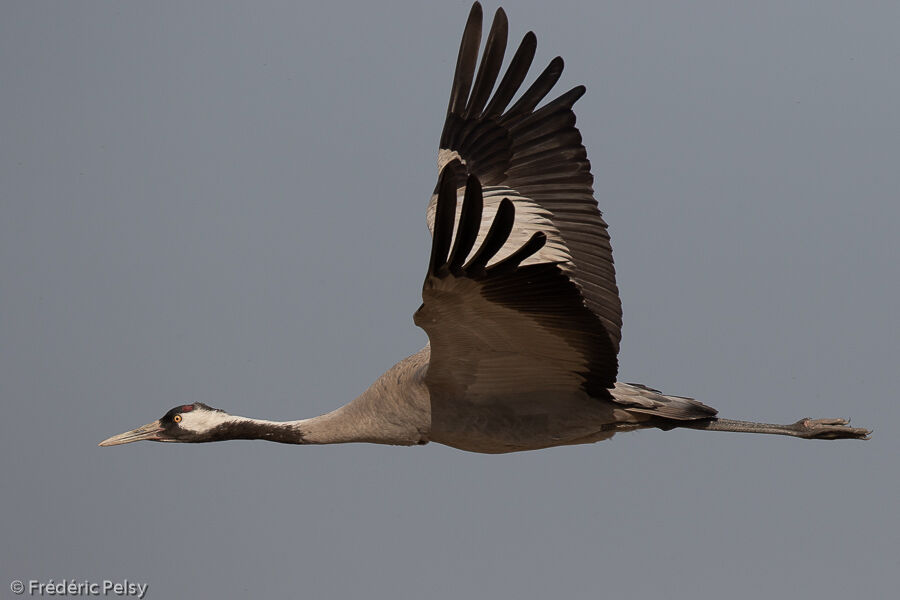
[176,409,306,434]
[177,410,235,433]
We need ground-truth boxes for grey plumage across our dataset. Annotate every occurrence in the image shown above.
[99,2,870,453]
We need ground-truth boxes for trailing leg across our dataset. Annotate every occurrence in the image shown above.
[678,417,870,440]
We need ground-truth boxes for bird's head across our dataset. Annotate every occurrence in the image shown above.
[99,402,233,446]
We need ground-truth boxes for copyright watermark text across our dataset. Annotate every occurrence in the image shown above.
[9,580,148,599]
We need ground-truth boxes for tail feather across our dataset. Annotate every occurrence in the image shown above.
[610,382,717,421]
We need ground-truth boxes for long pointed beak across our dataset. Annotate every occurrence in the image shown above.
[99,420,165,447]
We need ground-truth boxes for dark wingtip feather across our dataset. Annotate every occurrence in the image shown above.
[487,231,548,276]
[446,3,484,117]
[506,56,565,116]
[464,6,509,119]
[464,198,516,273]
[429,165,461,277]
[448,175,484,272]
[483,31,537,118]
[514,85,587,135]
[567,84,586,105]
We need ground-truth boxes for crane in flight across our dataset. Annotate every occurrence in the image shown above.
[100,3,869,453]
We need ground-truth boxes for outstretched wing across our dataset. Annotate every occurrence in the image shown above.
[415,166,617,402]
[428,2,622,354]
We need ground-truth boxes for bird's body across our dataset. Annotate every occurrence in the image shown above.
[100,3,869,452]
[300,346,661,454]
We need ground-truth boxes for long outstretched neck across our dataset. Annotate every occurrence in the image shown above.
[201,388,428,446]
[199,350,431,446]
[204,409,374,445]
[203,416,309,444]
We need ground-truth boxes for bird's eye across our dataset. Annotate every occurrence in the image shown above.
[173,414,182,423]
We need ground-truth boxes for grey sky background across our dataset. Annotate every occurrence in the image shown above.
[2,1,898,598]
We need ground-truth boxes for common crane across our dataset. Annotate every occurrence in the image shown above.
[100,3,870,453]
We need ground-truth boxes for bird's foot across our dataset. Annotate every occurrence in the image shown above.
[790,418,871,440]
